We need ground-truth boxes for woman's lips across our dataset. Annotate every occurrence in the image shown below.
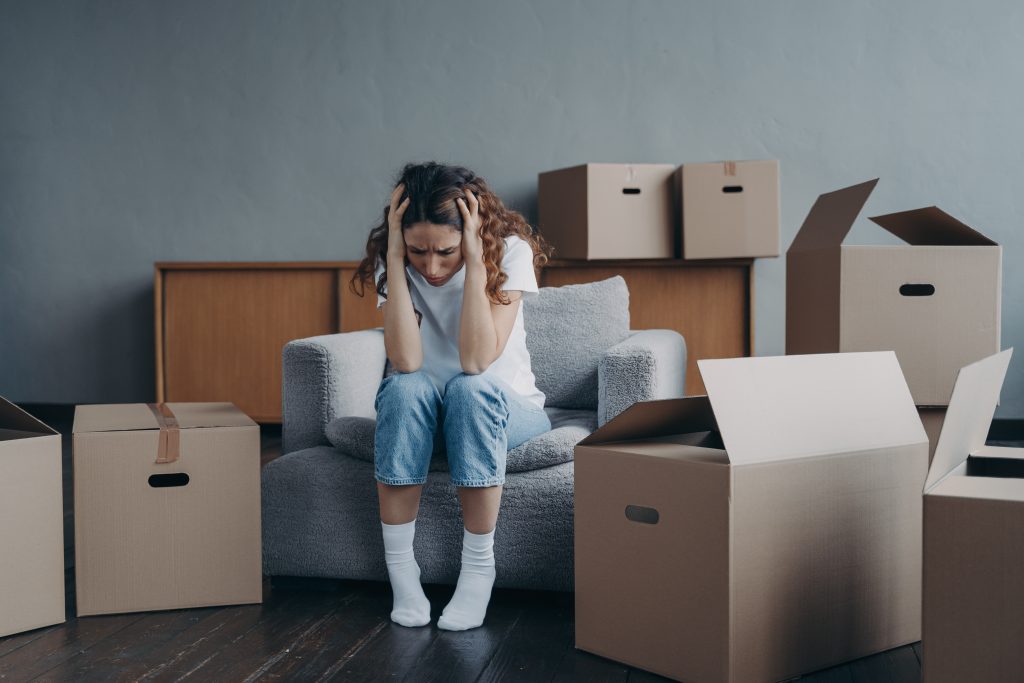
[426,275,448,285]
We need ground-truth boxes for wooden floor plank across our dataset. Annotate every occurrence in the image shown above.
[551,649,630,683]
[477,590,572,683]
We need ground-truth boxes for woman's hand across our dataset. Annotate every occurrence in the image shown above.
[387,183,411,263]
[457,189,484,264]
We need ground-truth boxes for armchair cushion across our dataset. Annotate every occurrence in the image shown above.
[523,275,630,410]
[325,407,596,474]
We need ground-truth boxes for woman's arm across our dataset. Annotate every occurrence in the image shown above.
[457,190,521,374]
[382,184,423,373]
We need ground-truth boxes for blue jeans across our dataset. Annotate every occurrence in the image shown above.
[374,370,551,487]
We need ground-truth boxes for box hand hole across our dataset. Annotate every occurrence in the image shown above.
[899,284,935,297]
[625,505,659,524]
[621,188,641,195]
[148,472,190,488]
[722,186,744,193]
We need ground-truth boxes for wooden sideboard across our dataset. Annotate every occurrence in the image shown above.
[155,260,754,422]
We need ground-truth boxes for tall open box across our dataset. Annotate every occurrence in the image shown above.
[922,348,1022,682]
[0,397,65,637]
[73,402,262,616]
[574,352,928,682]
[786,178,1002,406]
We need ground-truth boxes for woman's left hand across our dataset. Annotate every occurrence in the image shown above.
[457,189,484,264]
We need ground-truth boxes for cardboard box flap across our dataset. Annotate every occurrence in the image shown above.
[0,396,57,435]
[869,207,997,246]
[788,178,877,252]
[579,396,718,446]
[698,351,925,465]
[73,402,255,434]
[166,402,257,429]
[926,349,1013,492]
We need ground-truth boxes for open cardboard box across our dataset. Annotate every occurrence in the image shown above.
[786,178,1002,406]
[574,351,928,683]
[0,397,65,637]
[922,348,1023,682]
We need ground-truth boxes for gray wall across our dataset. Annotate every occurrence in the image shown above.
[2,0,1022,416]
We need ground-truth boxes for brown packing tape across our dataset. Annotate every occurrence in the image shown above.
[146,403,181,464]
[724,161,736,176]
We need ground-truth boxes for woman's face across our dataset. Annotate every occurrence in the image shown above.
[404,222,464,286]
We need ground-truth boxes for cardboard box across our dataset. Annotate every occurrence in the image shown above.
[73,402,262,616]
[786,178,1002,406]
[922,348,1023,683]
[918,406,947,465]
[0,397,65,637]
[678,159,780,259]
[537,163,675,260]
[575,351,927,683]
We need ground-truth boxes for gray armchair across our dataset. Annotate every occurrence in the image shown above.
[261,276,686,591]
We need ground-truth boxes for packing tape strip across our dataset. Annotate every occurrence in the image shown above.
[723,160,737,176]
[146,403,181,464]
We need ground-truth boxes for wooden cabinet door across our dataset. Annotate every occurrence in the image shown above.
[161,269,338,422]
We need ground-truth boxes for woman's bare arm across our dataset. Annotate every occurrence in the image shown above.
[382,184,423,373]
[457,189,521,374]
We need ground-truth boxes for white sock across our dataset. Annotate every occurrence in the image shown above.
[438,528,496,631]
[381,520,431,627]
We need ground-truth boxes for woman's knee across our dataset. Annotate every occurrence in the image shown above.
[375,370,437,413]
[443,373,504,408]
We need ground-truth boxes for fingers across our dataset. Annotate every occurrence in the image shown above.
[394,196,410,219]
[389,183,406,212]
[455,196,472,222]
[464,188,479,214]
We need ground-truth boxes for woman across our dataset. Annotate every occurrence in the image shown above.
[352,162,552,631]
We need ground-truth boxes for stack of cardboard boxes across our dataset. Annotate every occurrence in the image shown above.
[572,175,1011,681]
[0,400,262,641]
[538,160,781,261]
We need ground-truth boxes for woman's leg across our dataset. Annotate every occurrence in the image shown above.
[373,370,442,627]
[437,373,552,631]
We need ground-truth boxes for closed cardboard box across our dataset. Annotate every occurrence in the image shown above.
[922,348,1023,683]
[537,163,675,260]
[575,352,927,683]
[73,402,262,616]
[678,159,780,259]
[0,397,65,637]
[786,178,1002,406]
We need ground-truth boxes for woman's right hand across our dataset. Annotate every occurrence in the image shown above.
[387,183,411,263]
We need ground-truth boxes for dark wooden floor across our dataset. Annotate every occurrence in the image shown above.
[0,405,940,682]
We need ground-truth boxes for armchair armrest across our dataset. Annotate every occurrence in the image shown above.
[597,329,687,426]
[282,329,387,454]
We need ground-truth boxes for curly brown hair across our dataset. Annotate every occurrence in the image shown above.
[351,162,551,306]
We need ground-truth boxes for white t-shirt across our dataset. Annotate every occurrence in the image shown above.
[375,235,545,410]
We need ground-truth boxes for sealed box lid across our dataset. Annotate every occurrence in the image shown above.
[73,402,256,434]
[926,348,1013,492]
[698,351,926,465]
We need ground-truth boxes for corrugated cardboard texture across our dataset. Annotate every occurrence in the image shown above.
[924,493,1024,683]
[926,349,1012,491]
[537,163,675,260]
[575,444,730,682]
[0,398,65,638]
[730,444,926,682]
[839,246,1002,407]
[679,160,780,260]
[73,401,257,433]
[699,352,925,465]
[917,407,946,465]
[785,248,842,355]
[74,420,261,616]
